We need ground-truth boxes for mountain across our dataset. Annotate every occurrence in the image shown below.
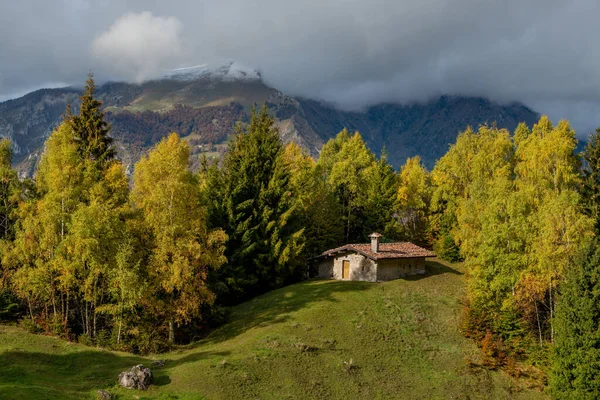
[0,63,539,176]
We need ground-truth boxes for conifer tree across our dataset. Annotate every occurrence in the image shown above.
[283,142,343,258]
[582,127,600,233]
[0,139,20,241]
[68,73,115,166]
[211,106,305,302]
[360,150,399,239]
[552,238,600,399]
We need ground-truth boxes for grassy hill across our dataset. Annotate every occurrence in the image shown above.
[0,259,548,399]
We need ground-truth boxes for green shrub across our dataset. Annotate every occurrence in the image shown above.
[46,314,66,337]
[0,289,21,321]
[78,333,93,347]
[20,318,42,334]
[434,233,462,262]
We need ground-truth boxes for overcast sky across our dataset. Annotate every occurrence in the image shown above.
[1,0,599,136]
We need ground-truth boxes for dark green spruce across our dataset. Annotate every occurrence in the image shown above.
[67,73,115,166]
[583,128,600,233]
[552,238,600,399]
[206,106,305,303]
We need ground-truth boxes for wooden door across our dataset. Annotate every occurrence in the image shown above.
[342,260,350,279]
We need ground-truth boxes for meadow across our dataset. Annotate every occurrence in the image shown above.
[0,259,547,399]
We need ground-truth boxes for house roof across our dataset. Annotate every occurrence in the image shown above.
[316,242,436,261]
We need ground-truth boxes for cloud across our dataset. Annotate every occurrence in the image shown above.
[0,82,70,103]
[91,12,184,83]
[0,0,599,136]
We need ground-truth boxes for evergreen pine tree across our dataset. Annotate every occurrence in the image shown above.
[0,139,20,241]
[213,106,305,302]
[360,149,399,239]
[68,73,115,166]
[282,142,343,258]
[582,127,600,233]
[552,238,600,399]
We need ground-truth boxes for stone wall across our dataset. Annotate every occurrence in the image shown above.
[317,254,427,282]
[317,259,334,279]
[376,258,426,281]
[317,252,377,282]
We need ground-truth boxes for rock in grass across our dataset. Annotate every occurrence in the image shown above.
[118,364,153,390]
[151,359,166,367]
[96,389,112,399]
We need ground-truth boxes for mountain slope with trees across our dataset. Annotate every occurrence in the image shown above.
[0,64,540,176]
[4,75,600,397]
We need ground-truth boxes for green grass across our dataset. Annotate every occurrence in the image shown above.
[0,260,548,399]
[107,80,276,113]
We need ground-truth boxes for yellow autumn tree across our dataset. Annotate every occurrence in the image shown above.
[397,156,432,244]
[132,133,227,342]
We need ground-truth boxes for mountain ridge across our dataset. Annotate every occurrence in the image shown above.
[0,71,540,176]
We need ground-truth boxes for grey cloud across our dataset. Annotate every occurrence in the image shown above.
[0,0,599,136]
[91,12,184,82]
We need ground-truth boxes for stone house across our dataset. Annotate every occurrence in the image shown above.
[312,233,436,282]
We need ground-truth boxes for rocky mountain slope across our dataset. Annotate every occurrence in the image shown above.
[0,63,539,176]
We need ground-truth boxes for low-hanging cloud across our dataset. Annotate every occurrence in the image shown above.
[91,12,184,83]
[0,0,599,136]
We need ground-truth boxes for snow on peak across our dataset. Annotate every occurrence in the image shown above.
[164,61,261,82]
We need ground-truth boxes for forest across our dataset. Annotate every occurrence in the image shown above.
[0,76,599,398]
[106,103,245,163]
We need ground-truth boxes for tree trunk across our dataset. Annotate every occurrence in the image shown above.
[78,303,85,333]
[61,197,65,241]
[535,301,543,346]
[85,302,89,336]
[549,281,554,343]
[64,293,69,327]
[92,277,97,339]
[168,320,175,343]
[27,296,34,321]
[117,301,123,345]
[346,199,351,243]
[51,292,57,318]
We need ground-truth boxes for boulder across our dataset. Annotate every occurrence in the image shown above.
[118,364,153,390]
[97,390,112,399]
[151,359,166,367]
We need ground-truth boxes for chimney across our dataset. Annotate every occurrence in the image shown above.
[369,232,382,253]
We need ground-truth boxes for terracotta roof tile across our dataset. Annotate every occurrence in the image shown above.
[319,242,436,260]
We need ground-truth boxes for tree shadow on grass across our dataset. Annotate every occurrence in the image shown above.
[0,346,230,398]
[188,279,372,348]
[0,349,144,398]
[162,350,231,368]
[403,260,463,282]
